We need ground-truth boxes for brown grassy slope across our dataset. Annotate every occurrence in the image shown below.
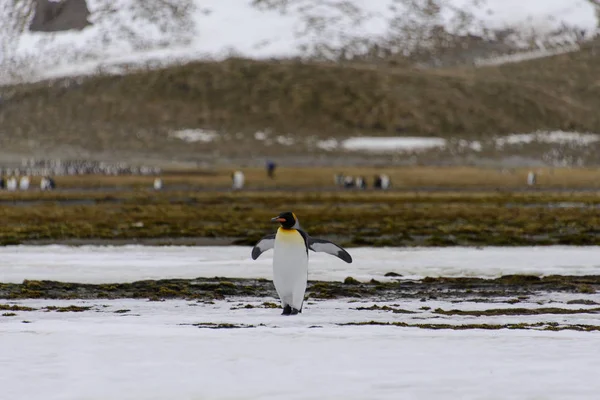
[1,42,599,154]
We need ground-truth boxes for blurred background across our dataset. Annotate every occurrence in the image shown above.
[0,0,600,246]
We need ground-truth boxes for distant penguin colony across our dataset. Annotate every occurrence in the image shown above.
[335,173,391,190]
[252,211,352,315]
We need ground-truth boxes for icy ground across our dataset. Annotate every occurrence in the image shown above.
[3,246,600,399]
[2,296,600,400]
[1,245,600,284]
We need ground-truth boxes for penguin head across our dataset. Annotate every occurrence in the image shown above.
[271,211,298,229]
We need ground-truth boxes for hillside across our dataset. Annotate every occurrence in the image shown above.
[1,40,599,166]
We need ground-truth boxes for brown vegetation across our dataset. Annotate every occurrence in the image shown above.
[2,42,599,157]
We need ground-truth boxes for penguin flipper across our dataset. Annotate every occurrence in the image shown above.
[251,234,276,260]
[308,238,352,263]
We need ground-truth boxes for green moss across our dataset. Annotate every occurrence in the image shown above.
[157,287,181,298]
[187,322,258,329]
[425,235,458,246]
[2,275,600,300]
[2,189,600,247]
[338,321,600,331]
[496,275,542,284]
[354,304,416,314]
[433,307,600,316]
[0,304,37,311]
[343,277,361,285]
[44,305,92,312]
[567,299,599,305]
[577,285,596,294]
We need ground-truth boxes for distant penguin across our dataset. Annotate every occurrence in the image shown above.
[343,176,355,188]
[19,176,30,191]
[374,175,382,189]
[252,211,352,315]
[356,176,367,190]
[40,177,50,191]
[380,174,391,190]
[232,171,245,190]
[0,177,4,190]
[266,161,276,179]
[153,178,163,191]
[527,171,536,186]
[334,173,345,186]
[6,177,17,191]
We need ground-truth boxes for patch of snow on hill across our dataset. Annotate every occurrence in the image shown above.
[169,129,218,143]
[495,131,600,148]
[342,137,447,152]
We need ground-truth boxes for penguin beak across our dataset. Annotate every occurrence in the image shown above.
[271,217,285,223]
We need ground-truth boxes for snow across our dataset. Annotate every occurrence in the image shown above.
[457,139,483,152]
[254,131,268,141]
[2,245,600,284]
[342,137,447,152]
[315,138,339,151]
[3,243,600,399]
[275,135,295,146]
[495,131,600,148]
[471,0,598,37]
[1,297,600,400]
[2,0,598,85]
[168,129,218,143]
[474,43,581,66]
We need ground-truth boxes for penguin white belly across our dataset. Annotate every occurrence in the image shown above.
[273,229,308,310]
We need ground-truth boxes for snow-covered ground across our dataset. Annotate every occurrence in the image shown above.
[3,245,600,399]
[1,0,598,85]
[2,245,600,284]
[2,297,600,400]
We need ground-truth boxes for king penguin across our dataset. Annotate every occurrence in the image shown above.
[251,211,353,315]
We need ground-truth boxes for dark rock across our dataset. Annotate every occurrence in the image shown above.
[384,272,403,277]
[29,0,91,33]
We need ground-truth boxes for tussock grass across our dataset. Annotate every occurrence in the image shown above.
[1,185,600,246]
[1,167,600,246]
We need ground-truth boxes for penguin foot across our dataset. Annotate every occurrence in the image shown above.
[282,305,292,315]
[290,308,299,315]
